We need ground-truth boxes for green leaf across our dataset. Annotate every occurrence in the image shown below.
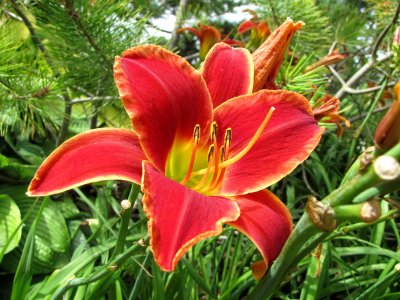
[11,197,48,300]
[0,153,37,182]
[0,194,22,254]
[1,185,70,273]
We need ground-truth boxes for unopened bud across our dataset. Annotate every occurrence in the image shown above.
[137,238,146,247]
[373,155,400,180]
[395,263,400,272]
[374,83,400,150]
[394,26,400,46]
[360,200,381,223]
[121,199,131,210]
[306,196,337,231]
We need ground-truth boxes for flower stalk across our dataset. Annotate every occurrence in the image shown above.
[250,142,400,299]
[111,184,141,260]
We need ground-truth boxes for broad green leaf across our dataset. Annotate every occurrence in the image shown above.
[1,185,70,273]
[11,197,47,300]
[0,194,22,254]
[0,153,37,182]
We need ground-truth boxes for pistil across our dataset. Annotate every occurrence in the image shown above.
[180,124,200,185]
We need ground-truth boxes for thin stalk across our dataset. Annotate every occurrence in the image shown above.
[56,94,72,146]
[169,0,189,49]
[111,184,141,260]
[51,243,142,300]
[346,79,387,166]
[9,0,54,68]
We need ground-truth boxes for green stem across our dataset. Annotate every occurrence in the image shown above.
[111,184,140,260]
[249,143,400,299]
[248,214,320,299]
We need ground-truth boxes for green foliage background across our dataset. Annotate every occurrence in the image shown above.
[0,0,399,299]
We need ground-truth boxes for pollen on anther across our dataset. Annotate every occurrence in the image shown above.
[210,121,218,142]
[193,124,201,143]
[224,128,232,147]
[208,145,215,161]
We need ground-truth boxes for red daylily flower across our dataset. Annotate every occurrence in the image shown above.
[27,39,323,278]
[178,23,243,60]
[238,10,271,50]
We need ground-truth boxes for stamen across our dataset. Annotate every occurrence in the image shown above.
[217,106,275,169]
[210,121,218,142]
[192,145,214,190]
[224,128,232,148]
[209,123,220,188]
[180,124,200,185]
[192,107,275,177]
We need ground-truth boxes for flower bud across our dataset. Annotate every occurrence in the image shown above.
[121,199,131,210]
[394,26,400,46]
[374,83,400,150]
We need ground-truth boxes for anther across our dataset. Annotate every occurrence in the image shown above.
[208,145,215,161]
[210,121,218,142]
[224,128,232,148]
[180,124,201,185]
[220,146,226,161]
[218,107,275,169]
[192,106,275,177]
[193,124,200,143]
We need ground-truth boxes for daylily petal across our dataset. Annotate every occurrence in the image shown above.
[114,45,213,173]
[27,129,146,196]
[227,190,292,279]
[238,20,255,34]
[142,161,240,271]
[202,43,254,107]
[213,90,324,196]
[252,18,303,91]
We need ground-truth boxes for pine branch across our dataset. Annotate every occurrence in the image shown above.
[63,0,112,67]
[9,0,54,68]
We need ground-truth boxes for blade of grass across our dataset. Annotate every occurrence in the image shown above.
[11,196,48,300]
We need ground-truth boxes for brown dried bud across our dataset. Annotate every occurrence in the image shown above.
[306,196,337,231]
[360,146,376,171]
[360,200,381,223]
